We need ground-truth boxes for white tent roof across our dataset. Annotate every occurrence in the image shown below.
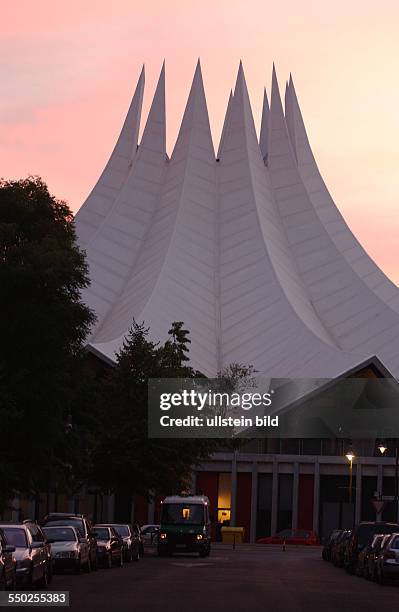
[75,61,399,379]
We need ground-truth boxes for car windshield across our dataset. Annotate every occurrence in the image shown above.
[95,528,110,540]
[358,524,399,546]
[390,537,399,549]
[161,504,204,525]
[277,530,293,538]
[2,528,28,548]
[43,527,76,542]
[44,518,85,538]
[114,526,129,537]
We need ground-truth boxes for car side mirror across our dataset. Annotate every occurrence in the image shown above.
[3,545,15,553]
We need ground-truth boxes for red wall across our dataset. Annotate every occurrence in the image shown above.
[196,471,219,539]
[236,472,252,542]
[133,495,148,525]
[297,474,314,530]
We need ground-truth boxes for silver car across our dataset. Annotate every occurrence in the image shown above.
[0,522,51,587]
[374,532,399,585]
[42,526,91,574]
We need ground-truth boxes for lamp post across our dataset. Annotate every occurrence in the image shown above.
[377,440,399,523]
[345,445,355,506]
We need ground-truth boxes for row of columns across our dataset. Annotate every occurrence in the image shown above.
[229,458,366,543]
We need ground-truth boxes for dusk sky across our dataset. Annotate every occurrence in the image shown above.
[1,0,399,282]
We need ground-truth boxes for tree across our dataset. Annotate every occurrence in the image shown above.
[89,321,217,501]
[0,177,95,510]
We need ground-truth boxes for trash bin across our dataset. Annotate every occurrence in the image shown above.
[221,526,245,544]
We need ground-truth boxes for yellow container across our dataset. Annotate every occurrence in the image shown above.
[221,526,245,544]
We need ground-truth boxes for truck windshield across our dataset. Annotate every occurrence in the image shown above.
[161,504,204,525]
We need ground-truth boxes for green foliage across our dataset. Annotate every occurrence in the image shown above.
[89,321,217,498]
[0,177,95,509]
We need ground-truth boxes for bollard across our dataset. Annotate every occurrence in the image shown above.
[282,539,286,551]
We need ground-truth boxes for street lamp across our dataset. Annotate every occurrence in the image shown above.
[345,444,355,506]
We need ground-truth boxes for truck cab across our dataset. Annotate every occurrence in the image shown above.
[158,495,211,557]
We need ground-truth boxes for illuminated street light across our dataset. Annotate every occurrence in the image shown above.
[378,442,387,455]
[345,444,355,507]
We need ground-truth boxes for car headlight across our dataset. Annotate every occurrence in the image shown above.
[196,534,203,541]
[160,533,167,540]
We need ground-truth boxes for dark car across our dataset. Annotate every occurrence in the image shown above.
[93,525,124,568]
[132,524,144,557]
[322,530,342,561]
[0,527,16,590]
[359,534,385,580]
[331,530,351,567]
[374,532,399,585]
[344,522,399,574]
[0,521,52,587]
[107,524,140,562]
[42,513,97,571]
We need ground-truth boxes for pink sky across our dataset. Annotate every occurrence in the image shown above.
[1,0,398,283]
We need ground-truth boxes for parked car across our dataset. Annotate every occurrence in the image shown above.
[93,525,124,568]
[140,524,160,546]
[257,529,319,546]
[132,523,144,556]
[42,513,98,571]
[0,521,52,587]
[359,534,385,580]
[344,522,399,574]
[374,532,399,585]
[331,530,351,567]
[107,524,140,562]
[43,526,91,574]
[322,529,342,561]
[0,527,16,590]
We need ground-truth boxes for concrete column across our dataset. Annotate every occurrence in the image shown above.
[230,450,238,526]
[191,471,197,495]
[292,462,299,529]
[107,494,115,522]
[11,498,19,522]
[271,459,279,536]
[250,462,258,543]
[313,461,320,533]
[148,495,155,524]
[355,462,362,524]
[377,464,384,521]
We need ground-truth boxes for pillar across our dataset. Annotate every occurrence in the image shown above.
[292,462,299,530]
[250,462,258,543]
[355,462,362,524]
[230,450,238,526]
[271,459,279,535]
[312,461,320,533]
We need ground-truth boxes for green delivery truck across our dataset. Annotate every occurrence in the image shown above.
[158,495,211,557]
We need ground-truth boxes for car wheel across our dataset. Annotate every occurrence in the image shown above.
[133,546,139,562]
[119,552,124,567]
[85,557,91,573]
[106,553,112,569]
[139,543,144,557]
[74,559,81,575]
[0,569,5,591]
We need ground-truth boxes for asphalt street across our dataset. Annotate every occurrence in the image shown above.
[31,544,399,612]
